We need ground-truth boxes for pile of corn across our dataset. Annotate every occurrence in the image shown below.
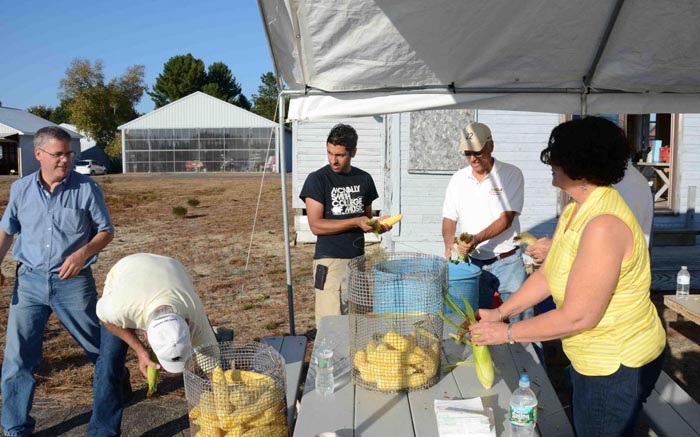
[352,330,440,391]
[189,367,286,437]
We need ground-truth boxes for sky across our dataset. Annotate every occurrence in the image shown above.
[0,0,274,114]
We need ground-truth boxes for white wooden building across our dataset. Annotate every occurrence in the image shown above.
[293,110,700,254]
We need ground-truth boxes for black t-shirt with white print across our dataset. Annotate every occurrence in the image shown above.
[299,165,379,259]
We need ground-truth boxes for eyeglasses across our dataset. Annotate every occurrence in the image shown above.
[463,150,485,158]
[39,148,75,160]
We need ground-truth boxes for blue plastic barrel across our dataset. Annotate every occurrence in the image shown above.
[372,257,444,314]
[446,262,481,314]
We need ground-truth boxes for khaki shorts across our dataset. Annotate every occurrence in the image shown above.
[312,258,350,327]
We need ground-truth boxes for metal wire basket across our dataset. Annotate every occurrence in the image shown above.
[184,341,287,437]
[348,252,447,392]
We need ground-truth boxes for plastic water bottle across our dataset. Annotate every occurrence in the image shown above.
[677,266,691,299]
[510,372,537,437]
[314,338,334,396]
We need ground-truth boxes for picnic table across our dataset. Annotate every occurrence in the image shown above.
[294,315,573,436]
[664,295,700,325]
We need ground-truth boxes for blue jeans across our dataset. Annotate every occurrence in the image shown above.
[571,352,664,436]
[1,266,100,437]
[472,248,533,321]
[87,325,129,437]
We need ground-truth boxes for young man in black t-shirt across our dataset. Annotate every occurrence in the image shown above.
[299,124,388,326]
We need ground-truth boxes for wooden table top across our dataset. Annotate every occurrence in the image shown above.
[293,315,573,437]
[664,294,700,325]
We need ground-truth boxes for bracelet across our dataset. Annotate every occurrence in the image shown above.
[496,308,504,323]
[507,323,515,345]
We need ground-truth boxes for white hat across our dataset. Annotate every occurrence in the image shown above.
[459,122,493,152]
[147,313,192,373]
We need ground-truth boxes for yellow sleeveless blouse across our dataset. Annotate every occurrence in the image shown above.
[544,186,665,376]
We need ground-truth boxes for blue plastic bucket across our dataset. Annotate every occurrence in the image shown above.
[446,262,481,314]
[372,257,445,314]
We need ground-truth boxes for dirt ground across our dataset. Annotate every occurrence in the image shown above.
[0,172,698,421]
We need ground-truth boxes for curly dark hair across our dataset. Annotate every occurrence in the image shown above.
[326,124,358,152]
[540,116,629,186]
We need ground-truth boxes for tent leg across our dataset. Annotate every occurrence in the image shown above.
[581,92,588,116]
[278,93,296,336]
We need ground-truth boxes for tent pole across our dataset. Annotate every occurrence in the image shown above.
[581,92,588,116]
[277,92,296,336]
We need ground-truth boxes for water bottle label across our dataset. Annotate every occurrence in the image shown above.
[317,359,329,368]
[510,406,537,426]
[678,277,690,285]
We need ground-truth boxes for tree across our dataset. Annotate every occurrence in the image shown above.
[233,94,251,111]
[106,132,122,157]
[59,58,145,147]
[202,62,243,104]
[148,54,206,108]
[251,72,287,121]
[51,100,72,124]
[150,55,251,109]
[27,105,54,121]
[27,103,71,124]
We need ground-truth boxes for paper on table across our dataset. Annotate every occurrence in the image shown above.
[434,398,495,437]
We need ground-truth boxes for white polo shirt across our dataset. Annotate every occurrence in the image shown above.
[442,159,524,259]
[97,253,217,350]
[614,162,653,244]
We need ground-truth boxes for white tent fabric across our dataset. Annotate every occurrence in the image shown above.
[258,0,700,120]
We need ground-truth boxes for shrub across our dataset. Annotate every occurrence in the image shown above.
[187,198,200,207]
[172,206,188,218]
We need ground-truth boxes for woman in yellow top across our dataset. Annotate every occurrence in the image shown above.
[469,116,666,436]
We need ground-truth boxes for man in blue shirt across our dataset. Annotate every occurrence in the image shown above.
[0,126,115,437]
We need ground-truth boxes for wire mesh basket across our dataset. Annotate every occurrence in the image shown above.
[348,252,447,392]
[184,341,287,437]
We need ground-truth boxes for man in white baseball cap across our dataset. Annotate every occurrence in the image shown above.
[442,122,534,322]
[146,310,194,373]
[88,253,219,436]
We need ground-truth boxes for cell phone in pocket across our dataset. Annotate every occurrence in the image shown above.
[314,264,329,290]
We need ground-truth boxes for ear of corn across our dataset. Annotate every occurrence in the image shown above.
[366,213,403,234]
[379,213,403,227]
[353,327,440,391]
[147,350,159,398]
[439,295,495,389]
[515,232,537,246]
[192,368,287,437]
[454,232,476,262]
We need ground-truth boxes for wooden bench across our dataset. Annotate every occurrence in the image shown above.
[261,335,308,433]
[641,370,700,436]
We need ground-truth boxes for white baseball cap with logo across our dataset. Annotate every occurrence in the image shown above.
[459,122,493,153]
[147,311,192,373]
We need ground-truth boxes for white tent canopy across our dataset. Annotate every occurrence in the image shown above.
[257,0,700,333]
[258,0,700,120]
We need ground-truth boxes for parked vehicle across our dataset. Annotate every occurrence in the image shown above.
[74,159,107,176]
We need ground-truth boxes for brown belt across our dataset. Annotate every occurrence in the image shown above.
[476,248,518,266]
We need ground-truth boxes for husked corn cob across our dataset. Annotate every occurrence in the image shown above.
[367,344,408,365]
[384,331,410,351]
[366,214,403,234]
[379,214,403,227]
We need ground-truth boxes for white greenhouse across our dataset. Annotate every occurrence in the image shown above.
[118,92,289,173]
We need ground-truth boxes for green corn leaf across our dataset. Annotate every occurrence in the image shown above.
[444,294,467,320]
[462,296,477,324]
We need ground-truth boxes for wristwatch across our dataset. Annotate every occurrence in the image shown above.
[507,323,515,344]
